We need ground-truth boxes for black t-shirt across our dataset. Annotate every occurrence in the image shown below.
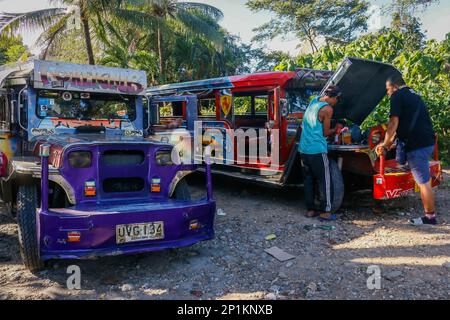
[389,87,435,152]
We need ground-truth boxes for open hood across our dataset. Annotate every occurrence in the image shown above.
[322,57,402,125]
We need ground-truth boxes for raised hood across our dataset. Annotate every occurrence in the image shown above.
[322,57,402,125]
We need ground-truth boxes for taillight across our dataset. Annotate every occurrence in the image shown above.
[0,152,8,177]
[151,178,161,193]
[67,231,81,242]
[84,180,96,196]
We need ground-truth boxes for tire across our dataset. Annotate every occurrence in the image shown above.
[329,159,344,213]
[171,178,192,201]
[16,184,43,271]
[316,158,345,213]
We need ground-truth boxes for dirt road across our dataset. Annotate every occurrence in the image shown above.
[1,170,449,300]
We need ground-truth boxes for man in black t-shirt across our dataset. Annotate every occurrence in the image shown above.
[376,74,437,225]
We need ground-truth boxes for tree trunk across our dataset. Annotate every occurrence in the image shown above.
[80,3,95,65]
[157,23,165,80]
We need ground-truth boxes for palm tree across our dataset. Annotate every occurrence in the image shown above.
[0,0,120,65]
[94,18,159,83]
[118,0,224,77]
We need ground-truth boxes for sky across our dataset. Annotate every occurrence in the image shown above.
[1,0,449,55]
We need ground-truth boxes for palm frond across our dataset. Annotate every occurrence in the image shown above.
[177,2,223,21]
[120,0,165,7]
[175,8,224,51]
[0,8,68,35]
[36,14,71,59]
[113,8,160,30]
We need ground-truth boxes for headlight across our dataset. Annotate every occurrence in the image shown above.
[156,150,173,166]
[69,151,92,168]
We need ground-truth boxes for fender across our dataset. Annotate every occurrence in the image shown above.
[5,158,77,205]
[168,170,195,197]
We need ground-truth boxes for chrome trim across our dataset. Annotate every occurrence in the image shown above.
[49,175,76,205]
[9,157,76,204]
[17,86,27,131]
[168,170,194,197]
[59,140,170,154]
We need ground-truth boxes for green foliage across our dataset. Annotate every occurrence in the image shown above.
[275,29,450,163]
[45,29,95,64]
[247,0,370,52]
[0,34,29,64]
[233,96,268,115]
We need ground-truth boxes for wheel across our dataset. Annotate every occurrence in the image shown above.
[16,184,43,271]
[316,158,345,213]
[171,178,192,200]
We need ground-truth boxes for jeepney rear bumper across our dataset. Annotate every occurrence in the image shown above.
[38,199,216,260]
[373,160,442,200]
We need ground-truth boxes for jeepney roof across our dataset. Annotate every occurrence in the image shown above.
[147,69,334,96]
[0,59,34,87]
[1,59,148,95]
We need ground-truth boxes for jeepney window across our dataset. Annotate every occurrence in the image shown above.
[234,96,251,115]
[158,101,183,118]
[286,89,320,113]
[255,96,268,114]
[233,94,268,116]
[36,90,136,121]
[0,94,9,131]
[198,99,216,117]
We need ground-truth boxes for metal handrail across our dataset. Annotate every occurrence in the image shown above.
[145,96,151,131]
[17,86,27,131]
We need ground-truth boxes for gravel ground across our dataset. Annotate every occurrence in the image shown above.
[0,170,449,300]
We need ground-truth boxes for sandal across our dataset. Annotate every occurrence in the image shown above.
[318,214,337,222]
[306,211,320,218]
[410,217,437,226]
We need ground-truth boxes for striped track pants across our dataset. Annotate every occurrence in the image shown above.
[300,152,333,213]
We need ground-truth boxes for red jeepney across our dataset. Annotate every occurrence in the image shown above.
[145,57,442,212]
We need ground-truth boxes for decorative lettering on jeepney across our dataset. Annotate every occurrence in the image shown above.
[33,60,147,95]
[49,118,126,130]
[31,128,55,136]
[385,188,413,199]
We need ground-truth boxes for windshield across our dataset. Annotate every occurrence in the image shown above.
[36,90,136,121]
[286,89,321,113]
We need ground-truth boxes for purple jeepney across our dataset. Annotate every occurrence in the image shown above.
[0,60,215,271]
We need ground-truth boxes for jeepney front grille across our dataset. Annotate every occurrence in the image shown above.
[101,150,145,166]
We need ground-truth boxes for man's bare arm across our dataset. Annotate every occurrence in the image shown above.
[382,116,399,148]
[319,106,335,137]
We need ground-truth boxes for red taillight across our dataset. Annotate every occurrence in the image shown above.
[84,181,96,197]
[67,231,81,242]
[0,152,8,177]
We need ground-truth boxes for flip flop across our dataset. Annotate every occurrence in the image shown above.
[318,214,337,222]
[306,211,320,218]
[410,217,437,226]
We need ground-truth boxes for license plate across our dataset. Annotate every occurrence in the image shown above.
[116,222,164,244]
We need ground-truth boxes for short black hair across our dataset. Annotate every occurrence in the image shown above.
[387,74,406,87]
[324,85,342,98]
